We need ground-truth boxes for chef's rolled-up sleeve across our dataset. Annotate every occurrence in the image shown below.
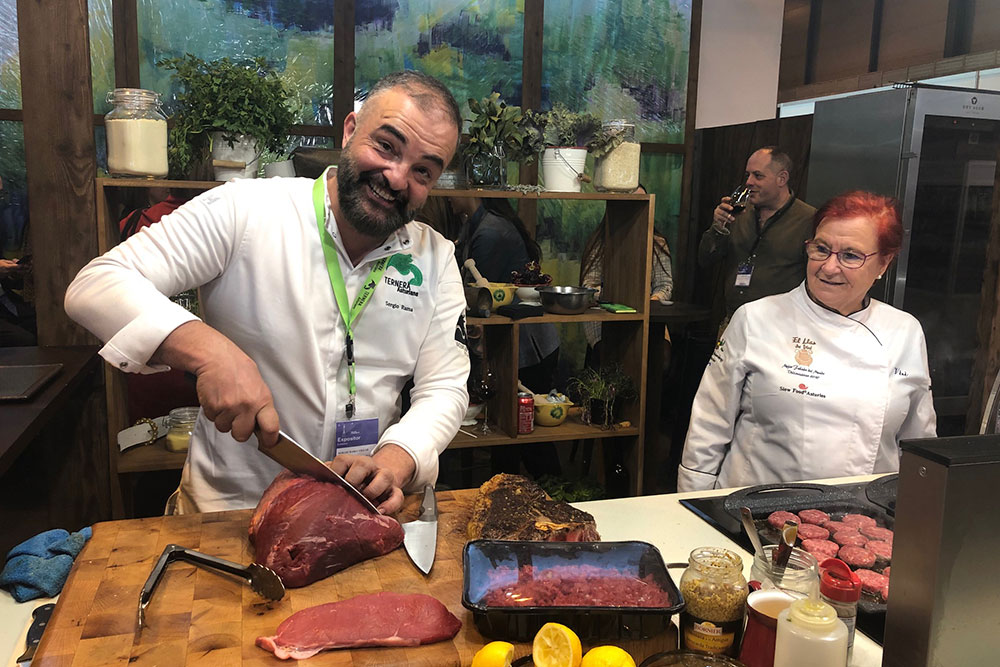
[374,253,470,492]
[677,309,750,492]
[64,184,244,373]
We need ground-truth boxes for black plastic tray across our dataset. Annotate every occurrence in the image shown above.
[462,539,684,642]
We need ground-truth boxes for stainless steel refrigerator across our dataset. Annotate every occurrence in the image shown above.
[807,84,1000,433]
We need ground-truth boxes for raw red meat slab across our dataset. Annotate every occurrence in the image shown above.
[839,544,876,569]
[823,520,849,534]
[249,471,404,587]
[866,540,892,562]
[841,513,877,529]
[798,509,830,525]
[832,529,868,547]
[767,510,800,530]
[796,523,830,540]
[855,569,889,596]
[256,592,462,660]
[860,525,894,543]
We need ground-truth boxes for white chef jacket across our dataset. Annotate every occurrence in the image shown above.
[65,177,470,512]
[677,282,936,492]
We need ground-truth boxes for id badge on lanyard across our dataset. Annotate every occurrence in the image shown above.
[313,168,393,456]
[735,261,753,287]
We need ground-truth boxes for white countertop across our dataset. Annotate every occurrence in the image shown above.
[1,475,884,666]
[575,474,884,667]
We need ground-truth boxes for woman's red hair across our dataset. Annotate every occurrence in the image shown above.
[812,190,902,257]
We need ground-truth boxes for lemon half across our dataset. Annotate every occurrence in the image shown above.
[581,645,636,667]
[532,622,583,667]
[471,641,515,667]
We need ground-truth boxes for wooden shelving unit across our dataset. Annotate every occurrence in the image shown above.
[95,178,654,512]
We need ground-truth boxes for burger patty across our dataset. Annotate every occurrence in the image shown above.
[767,510,800,530]
[797,509,830,525]
[796,523,830,541]
[883,566,891,578]
[866,540,892,562]
[832,530,869,547]
[841,513,877,530]
[839,544,876,569]
[823,520,849,534]
[860,525,894,543]
[856,569,889,596]
[801,538,840,559]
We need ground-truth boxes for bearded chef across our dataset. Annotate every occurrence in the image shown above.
[678,190,937,492]
[65,71,470,514]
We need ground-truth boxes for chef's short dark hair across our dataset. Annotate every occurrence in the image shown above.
[362,71,462,134]
[759,146,793,175]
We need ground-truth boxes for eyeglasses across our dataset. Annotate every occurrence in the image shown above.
[804,241,879,269]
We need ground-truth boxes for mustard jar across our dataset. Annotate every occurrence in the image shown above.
[165,407,199,453]
[679,546,748,656]
[105,88,169,178]
[592,120,640,192]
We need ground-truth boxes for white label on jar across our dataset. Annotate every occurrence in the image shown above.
[106,118,168,177]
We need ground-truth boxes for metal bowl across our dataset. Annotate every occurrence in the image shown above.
[536,286,597,315]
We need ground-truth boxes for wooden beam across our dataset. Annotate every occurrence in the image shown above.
[519,0,544,234]
[17,0,99,346]
[0,109,22,121]
[333,0,355,149]
[804,0,823,85]
[112,0,140,88]
[676,0,702,302]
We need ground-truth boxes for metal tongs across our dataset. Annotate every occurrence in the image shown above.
[137,544,285,632]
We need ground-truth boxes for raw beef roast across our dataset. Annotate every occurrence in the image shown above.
[468,474,600,541]
[256,592,462,660]
[249,471,403,587]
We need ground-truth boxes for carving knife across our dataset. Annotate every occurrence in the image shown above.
[401,485,438,575]
[257,429,380,515]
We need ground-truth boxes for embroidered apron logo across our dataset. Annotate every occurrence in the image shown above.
[388,254,423,286]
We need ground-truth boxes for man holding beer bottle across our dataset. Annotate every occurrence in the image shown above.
[698,146,816,321]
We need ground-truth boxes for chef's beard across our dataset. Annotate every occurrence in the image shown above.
[336,148,414,239]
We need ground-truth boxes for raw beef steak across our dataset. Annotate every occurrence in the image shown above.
[256,592,462,660]
[249,471,403,587]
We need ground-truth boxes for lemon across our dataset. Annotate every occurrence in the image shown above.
[580,645,636,667]
[471,641,515,667]
[532,622,583,667]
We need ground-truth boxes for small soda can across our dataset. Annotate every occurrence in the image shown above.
[517,392,534,434]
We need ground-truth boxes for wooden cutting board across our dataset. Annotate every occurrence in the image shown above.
[32,489,678,666]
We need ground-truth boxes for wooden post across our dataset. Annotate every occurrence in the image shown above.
[17,0,99,346]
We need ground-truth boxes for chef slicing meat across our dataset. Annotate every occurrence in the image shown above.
[65,71,470,514]
[678,191,937,492]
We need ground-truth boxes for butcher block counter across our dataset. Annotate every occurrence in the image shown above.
[30,489,678,666]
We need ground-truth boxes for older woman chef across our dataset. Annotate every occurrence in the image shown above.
[678,191,936,492]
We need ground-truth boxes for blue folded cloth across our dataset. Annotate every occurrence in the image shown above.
[0,527,92,602]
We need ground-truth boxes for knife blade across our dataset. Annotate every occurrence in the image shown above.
[401,485,438,575]
[257,429,380,514]
[15,602,55,665]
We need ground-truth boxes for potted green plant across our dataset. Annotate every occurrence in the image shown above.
[157,55,297,180]
[568,363,637,429]
[523,104,600,192]
[461,93,541,188]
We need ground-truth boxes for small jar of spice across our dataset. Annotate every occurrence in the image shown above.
[679,546,748,657]
[165,407,199,453]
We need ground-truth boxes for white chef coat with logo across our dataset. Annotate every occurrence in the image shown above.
[65,177,470,512]
[677,282,936,492]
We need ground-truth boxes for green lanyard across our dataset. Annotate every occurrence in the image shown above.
[313,168,392,418]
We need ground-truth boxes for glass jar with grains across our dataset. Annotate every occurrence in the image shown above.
[679,546,748,657]
[592,120,640,192]
[104,88,168,178]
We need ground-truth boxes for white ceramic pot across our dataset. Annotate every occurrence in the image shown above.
[540,146,588,192]
[211,132,259,180]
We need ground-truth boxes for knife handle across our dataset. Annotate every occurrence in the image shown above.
[16,602,55,663]
[419,484,436,516]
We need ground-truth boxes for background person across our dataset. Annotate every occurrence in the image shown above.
[698,146,816,321]
[678,190,937,492]
[65,71,470,514]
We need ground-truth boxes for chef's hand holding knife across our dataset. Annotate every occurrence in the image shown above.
[153,320,411,514]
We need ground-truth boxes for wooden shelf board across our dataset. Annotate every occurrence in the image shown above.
[118,442,186,473]
[431,188,649,200]
[97,177,221,189]
[448,420,638,449]
[469,310,645,325]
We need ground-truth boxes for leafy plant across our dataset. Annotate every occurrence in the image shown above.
[588,120,634,159]
[157,54,297,177]
[462,93,540,165]
[537,475,606,502]
[523,104,601,148]
[568,363,637,429]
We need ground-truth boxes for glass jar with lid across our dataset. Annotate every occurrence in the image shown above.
[165,406,199,453]
[679,546,748,657]
[593,119,640,192]
[750,544,819,598]
[105,88,169,178]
